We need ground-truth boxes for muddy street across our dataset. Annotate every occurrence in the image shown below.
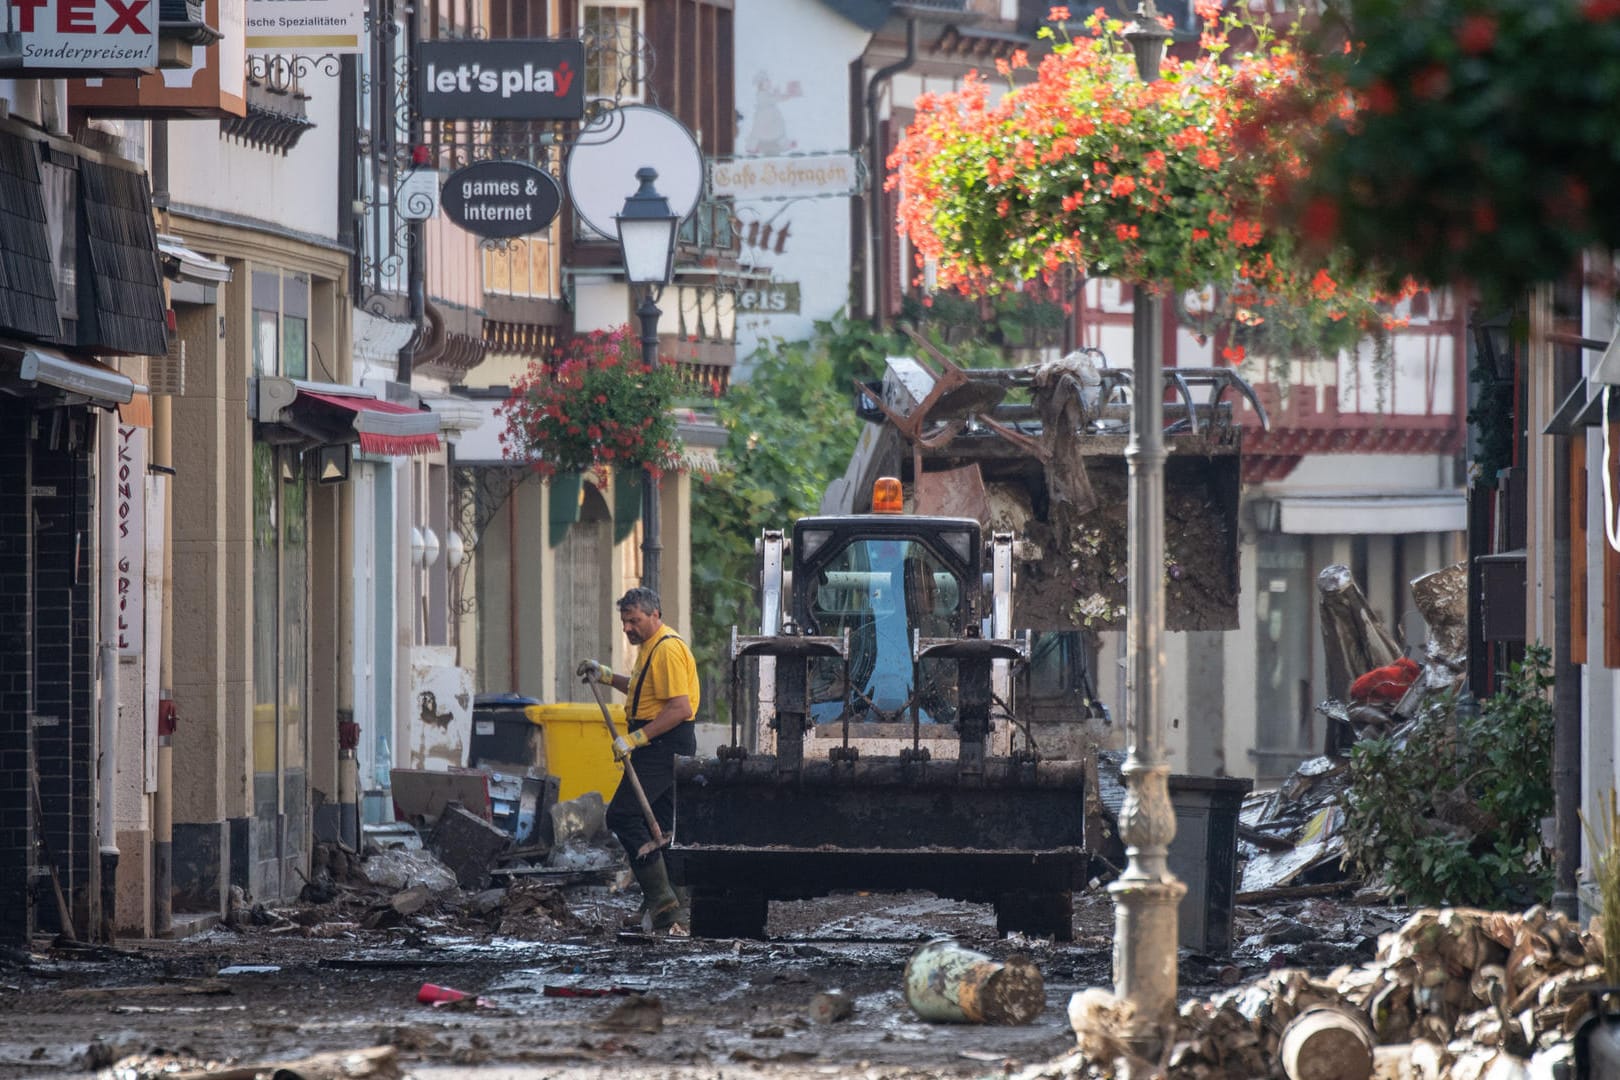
[0,884,1401,1080]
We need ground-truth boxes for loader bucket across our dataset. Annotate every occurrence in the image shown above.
[938,440,1242,632]
[668,756,1093,940]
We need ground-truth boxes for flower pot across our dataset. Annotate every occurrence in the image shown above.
[548,470,582,547]
[613,466,642,544]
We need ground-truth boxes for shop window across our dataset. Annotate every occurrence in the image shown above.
[252,269,311,379]
[582,2,643,101]
[38,155,77,326]
[252,443,309,777]
[1254,533,1314,767]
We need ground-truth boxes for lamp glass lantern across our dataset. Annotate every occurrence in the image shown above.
[1471,311,1516,384]
[615,166,679,287]
[1123,0,1172,82]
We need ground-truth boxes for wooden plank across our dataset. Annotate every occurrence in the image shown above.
[1573,434,1588,664]
[1606,425,1620,668]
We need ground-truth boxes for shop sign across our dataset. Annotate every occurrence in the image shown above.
[11,0,159,69]
[245,0,362,54]
[709,153,863,201]
[418,39,584,120]
[70,0,248,118]
[440,160,561,239]
[737,282,801,315]
[116,424,145,656]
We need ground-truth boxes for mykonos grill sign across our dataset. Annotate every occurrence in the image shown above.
[440,161,562,240]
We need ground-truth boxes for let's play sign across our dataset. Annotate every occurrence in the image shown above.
[418,39,585,121]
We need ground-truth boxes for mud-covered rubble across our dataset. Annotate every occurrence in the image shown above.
[277,846,613,943]
[1041,905,1602,1080]
[216,790,631,946]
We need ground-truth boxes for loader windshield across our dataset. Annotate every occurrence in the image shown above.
[807,537,962,725]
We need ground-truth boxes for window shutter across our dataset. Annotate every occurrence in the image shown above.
[148,337,186,397]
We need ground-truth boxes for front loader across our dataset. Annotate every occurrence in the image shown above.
[667,340,1268,940]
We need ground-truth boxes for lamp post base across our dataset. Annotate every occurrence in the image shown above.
[1108,756,1186,1056]
[1109,874,1187,1054]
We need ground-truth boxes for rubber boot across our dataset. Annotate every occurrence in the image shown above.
[630,856,681,931]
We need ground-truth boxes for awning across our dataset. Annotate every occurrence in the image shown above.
[0,343,136,407]
[418,389,488,441]
[251,376,443,456]
[157,234,232,285]
[1268,491,1467,535]
[295,390,442,456]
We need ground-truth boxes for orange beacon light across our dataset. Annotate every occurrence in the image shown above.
[872,477,904,514]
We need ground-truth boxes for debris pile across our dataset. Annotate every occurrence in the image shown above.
[1234,562,1472,901]
[1052,905,1601,1079]
[1238,757,1352,898]
[220,819,622,944]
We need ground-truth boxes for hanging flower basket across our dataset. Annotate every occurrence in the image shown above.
[890,4,1409,359]
[498,324,685,480]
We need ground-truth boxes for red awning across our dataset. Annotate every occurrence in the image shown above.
[297,390,442,456]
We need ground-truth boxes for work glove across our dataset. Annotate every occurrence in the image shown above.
[611,728,650,762]
[576,658,614,685]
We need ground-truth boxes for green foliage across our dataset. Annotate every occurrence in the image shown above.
[689,317,882,719]
[1343,645,1555,906]
[903,285,1068,357]
[1582,791,1620,985]
[810,312,907,391]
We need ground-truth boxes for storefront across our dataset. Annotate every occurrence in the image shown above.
[0,119,168,944]
[163,216,361,908]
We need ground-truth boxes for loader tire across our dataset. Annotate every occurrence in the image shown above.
[995,890,1073,942]
[688,888,767,940]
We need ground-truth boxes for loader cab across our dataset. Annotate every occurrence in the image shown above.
[789,515,981,727]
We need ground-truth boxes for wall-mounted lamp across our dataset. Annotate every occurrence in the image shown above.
[410,526,426,568]
[1249,497,1281,533]
[444,530,465,570]
[421,527,441,568]
[1470,310,1516,384]
[317,442,350,485]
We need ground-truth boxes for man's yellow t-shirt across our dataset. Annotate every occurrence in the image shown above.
[628,625,701,724]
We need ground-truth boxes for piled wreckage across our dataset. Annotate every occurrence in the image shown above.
[1237,562,1471,899]
[1054,904,1603,1079]
[223,790,631,943]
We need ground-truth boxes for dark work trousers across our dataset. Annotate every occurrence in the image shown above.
[606,722,695,867]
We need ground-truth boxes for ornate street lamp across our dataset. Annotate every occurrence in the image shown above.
[615,166,679,594]
[1112,0,1187,1052]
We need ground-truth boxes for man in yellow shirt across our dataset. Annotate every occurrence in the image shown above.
[577,587,701,931]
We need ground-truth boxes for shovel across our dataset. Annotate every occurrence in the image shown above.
[585,674,670,859]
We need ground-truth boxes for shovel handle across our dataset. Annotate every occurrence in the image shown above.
[586,676,669,853]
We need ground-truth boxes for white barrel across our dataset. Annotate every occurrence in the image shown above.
[903,939,1045,1025]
